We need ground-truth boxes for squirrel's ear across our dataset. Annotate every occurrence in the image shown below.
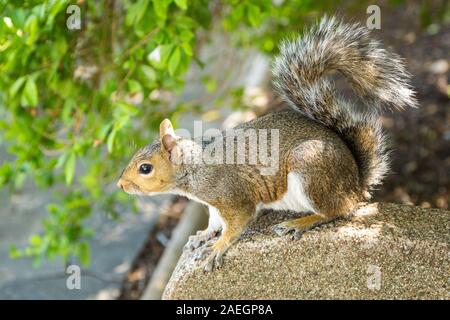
[161,133,181,164]
[159,119,175,138]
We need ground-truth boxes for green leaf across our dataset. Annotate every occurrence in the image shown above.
[29,235,42,246]
[223,4,245,30]
[64,152,76,185]
[9,77,27,98]
[126,0,149,26]
[107,127,117,153]
[127,79,143,93]
[24,15,39,45]
[139,65,157,84]
[168,47,181,76]
[55,152,69,169]
[62,99,75,123]
[202,76,217,93]
[159,44,174,67]
[247,4,262,27]
[14,172,27,189]
[181,42,193,56]
[22,78,38,106]
[78,242,90,266]
[174,0,187,10]
[152,0,171,19]
[98,123,113,141]
[118,102,139,116]
[9,245,22,259]
[46,1,65,27]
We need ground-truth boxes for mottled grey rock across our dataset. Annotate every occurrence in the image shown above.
[163,203,450,299]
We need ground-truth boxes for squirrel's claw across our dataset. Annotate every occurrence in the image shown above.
[184,235,203,251]
[200,238,231,272]
[184,230,219,251]
[272,222,304,241]
[202,248,224,272]
[272,215,332,241]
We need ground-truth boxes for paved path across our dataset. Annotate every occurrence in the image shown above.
[0,180,171,299]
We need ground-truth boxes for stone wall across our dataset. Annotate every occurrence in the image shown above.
[163,203,449,299]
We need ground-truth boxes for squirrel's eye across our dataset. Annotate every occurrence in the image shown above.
[139,163,153,175]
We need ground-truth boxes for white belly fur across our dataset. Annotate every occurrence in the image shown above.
[206,206,224,232]
[257,172,315,213]
[171,172,313,232]
[171,188,224,232]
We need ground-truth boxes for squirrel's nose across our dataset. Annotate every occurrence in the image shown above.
[117,179,124,190]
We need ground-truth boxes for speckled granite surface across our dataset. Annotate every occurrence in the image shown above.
[163,203,449,299]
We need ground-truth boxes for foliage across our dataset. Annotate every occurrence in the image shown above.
[0,0,442,266]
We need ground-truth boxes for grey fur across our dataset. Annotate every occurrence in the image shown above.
[272,16,418,192]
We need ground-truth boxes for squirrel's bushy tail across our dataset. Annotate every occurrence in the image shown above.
[272,16,418,196]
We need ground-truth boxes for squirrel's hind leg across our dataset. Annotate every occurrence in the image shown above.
[272,214,335,241]
[271,193,358,240]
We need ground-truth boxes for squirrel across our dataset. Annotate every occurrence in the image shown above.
[117,16,417,272]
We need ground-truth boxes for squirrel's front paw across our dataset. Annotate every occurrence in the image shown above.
[184,229,219,251]
[202,248,224,272]
[201,239,230,272]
